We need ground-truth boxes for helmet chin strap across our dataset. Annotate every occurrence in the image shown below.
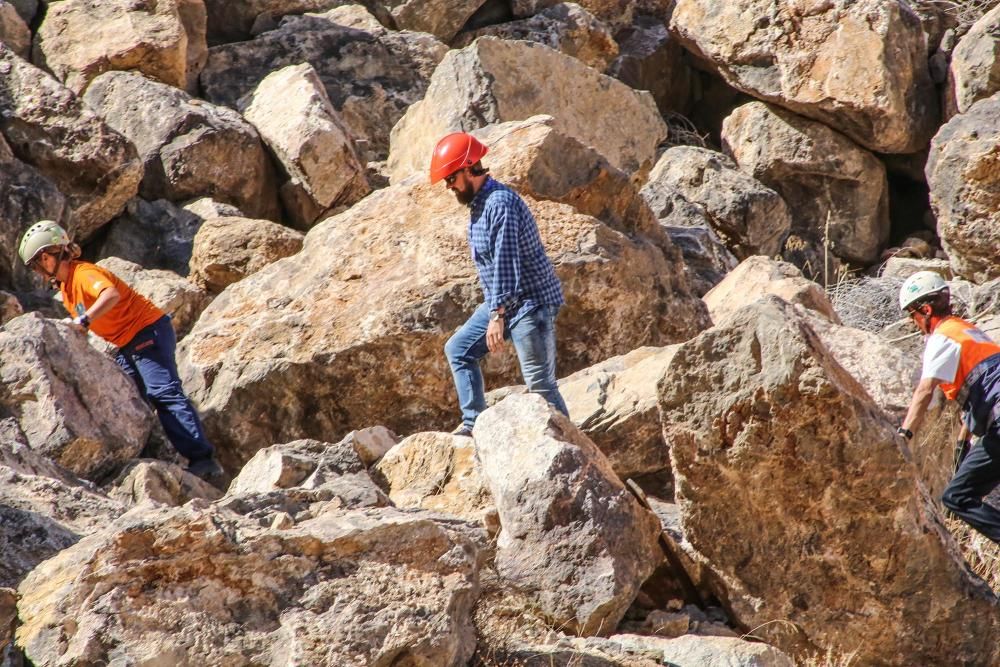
[38,246,69,289]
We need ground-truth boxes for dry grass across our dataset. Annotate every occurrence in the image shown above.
[933,0,1000,35]
[944,515,1000,594]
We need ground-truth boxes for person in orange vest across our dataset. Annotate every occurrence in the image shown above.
[897,271,1000,542]
[18,221,223,482]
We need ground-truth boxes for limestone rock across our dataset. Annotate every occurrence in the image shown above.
[662,224,738,297]
[107,460,223,506]
[17,504,482,666]
[387,37,667,182]
[642,146,790,260]
[0,134,66,290]
[722,102,889,268]
[376,432,493,524]
[95,258,212,339]
[201,0,344,42]
[0,1,29,58]
[945,4,1000,118]
[510,0,640,32]
[0,314,154,482]
[95,199,205,277]
[560,346,680,481]
[84,71,281,220]
[0,47,141,241]
[671,0,938,153]
[381,0,488,41]
[454,3,619,72]
[704,256,839,326]
[474,394,663,636]
[926,92,1000,282]
[658,297,1000,663]
[241,63,370,229]
[179,177,707,465]
[0,291,22,325]
[530,634,795,666]
[340,425,400,466]
[0,586,14,659]
[224,438,388,512]
[5,0,34,24]
[881,256,954,281]
[188,216,304,293]
[609,15,692,115]
[200,6,448,163]
[32,0,202,94]
[0,442,124,589]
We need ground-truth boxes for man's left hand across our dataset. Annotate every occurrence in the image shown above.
[487,318,505,353]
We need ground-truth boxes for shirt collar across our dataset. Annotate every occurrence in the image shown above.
[469,176,499,209]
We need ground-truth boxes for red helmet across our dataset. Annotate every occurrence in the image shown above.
[429,132,489,184]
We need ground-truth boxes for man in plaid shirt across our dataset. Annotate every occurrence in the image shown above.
[430,132,569,436]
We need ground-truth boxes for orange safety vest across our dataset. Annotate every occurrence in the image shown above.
[933,317,1000,402]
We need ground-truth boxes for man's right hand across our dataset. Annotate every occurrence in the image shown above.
[486,317,505,353]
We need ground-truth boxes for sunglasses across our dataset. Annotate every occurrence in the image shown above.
[444,169,465,186]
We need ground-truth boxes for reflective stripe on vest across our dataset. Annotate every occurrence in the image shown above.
[934,317,1000,401]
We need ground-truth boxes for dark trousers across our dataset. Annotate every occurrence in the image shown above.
[115,315,214,462]
[942,428,1000,543]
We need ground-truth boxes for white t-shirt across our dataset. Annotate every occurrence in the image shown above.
[921,333,961,383]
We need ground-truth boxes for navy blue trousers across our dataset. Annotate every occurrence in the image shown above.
[942,427,1000,543]
[115,315,214,462]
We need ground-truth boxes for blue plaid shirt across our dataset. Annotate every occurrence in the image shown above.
[468,177,564,325]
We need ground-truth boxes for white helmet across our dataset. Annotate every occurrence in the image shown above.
[899,271,948,311]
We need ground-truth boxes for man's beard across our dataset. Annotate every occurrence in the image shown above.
[453,182,476,205]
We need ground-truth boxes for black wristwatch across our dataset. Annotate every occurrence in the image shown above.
[489,309,504,322]
[74,313,91,329]
[896,427,913,441]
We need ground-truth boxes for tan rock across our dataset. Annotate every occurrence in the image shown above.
[0,586,14,656]
[387,37,667,182]
[511,0,637,32]
[926,92,1000,282]
[0,314,154,482]
[340,425,399,466]
[453,3,619,72]
[945,4,1000,118]
[84,71,281,220]
[201,6,448,163]
[642,146,790,259]
[474,394,663,636]
[704,256,839,326]
[376,432,493,523]
[107,460,223,506]
[241,63,370,229]
[382,0,487,41]
[0,0,29,57]
[0,291,22,325]
[881,257,954,281]
[96,258,212,340]
[540,633,795,666]
[178,0,208,93]
[0,442,124,588]
[658,297,1000,663]
[722,102,889,269]
[188,216,304,293]
[16,504,482,666]
[671,0,938,153]
[0,47,141,241]
[32,0,199,94]
[179,177,707,466]
[560,346,679,480]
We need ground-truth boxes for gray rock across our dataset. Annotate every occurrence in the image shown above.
[0,1,29,57]
[945,4,1000,118]
[84,71,281,220]
[609,14,692,115]
[663,224,738,297]
[95,198,204,277]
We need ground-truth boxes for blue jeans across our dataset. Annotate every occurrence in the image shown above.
[445,303,569,429]
[115,315,214,462]
[942,427,1000,543]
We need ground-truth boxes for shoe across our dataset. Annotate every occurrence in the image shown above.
[185,457,224,481]
[451,424,473,437]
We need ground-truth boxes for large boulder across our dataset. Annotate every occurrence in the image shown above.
[0,442,124,589]
[559,345,680,481]
[188,216,304,293]
[0,134,66,290]
[32,0,206,94]
[200,6,448,164]
[662,224,738,297]
[926,92,1000,283]
[453,3,619,72]
[474,394,663,636]
[0,1,29,58]
[641,146,790,260]
[658,297,1000,664]
[95,198,209,277]
[609,14,692,115]
[0,314,154,482]
[670,0,938,153]
[17,504,483,666]
[721,102,889,269]
[178,127,707,466]
[95,257,213,340]
[379,0,488,42]
[387,37,667,182]
[241,63,370,230]
[945,4,1000,118]
[0,46,141,241]
[84,71,281,220]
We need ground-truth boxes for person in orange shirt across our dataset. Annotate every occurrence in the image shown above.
[897,271,1000,543]
[18,221,222,481]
